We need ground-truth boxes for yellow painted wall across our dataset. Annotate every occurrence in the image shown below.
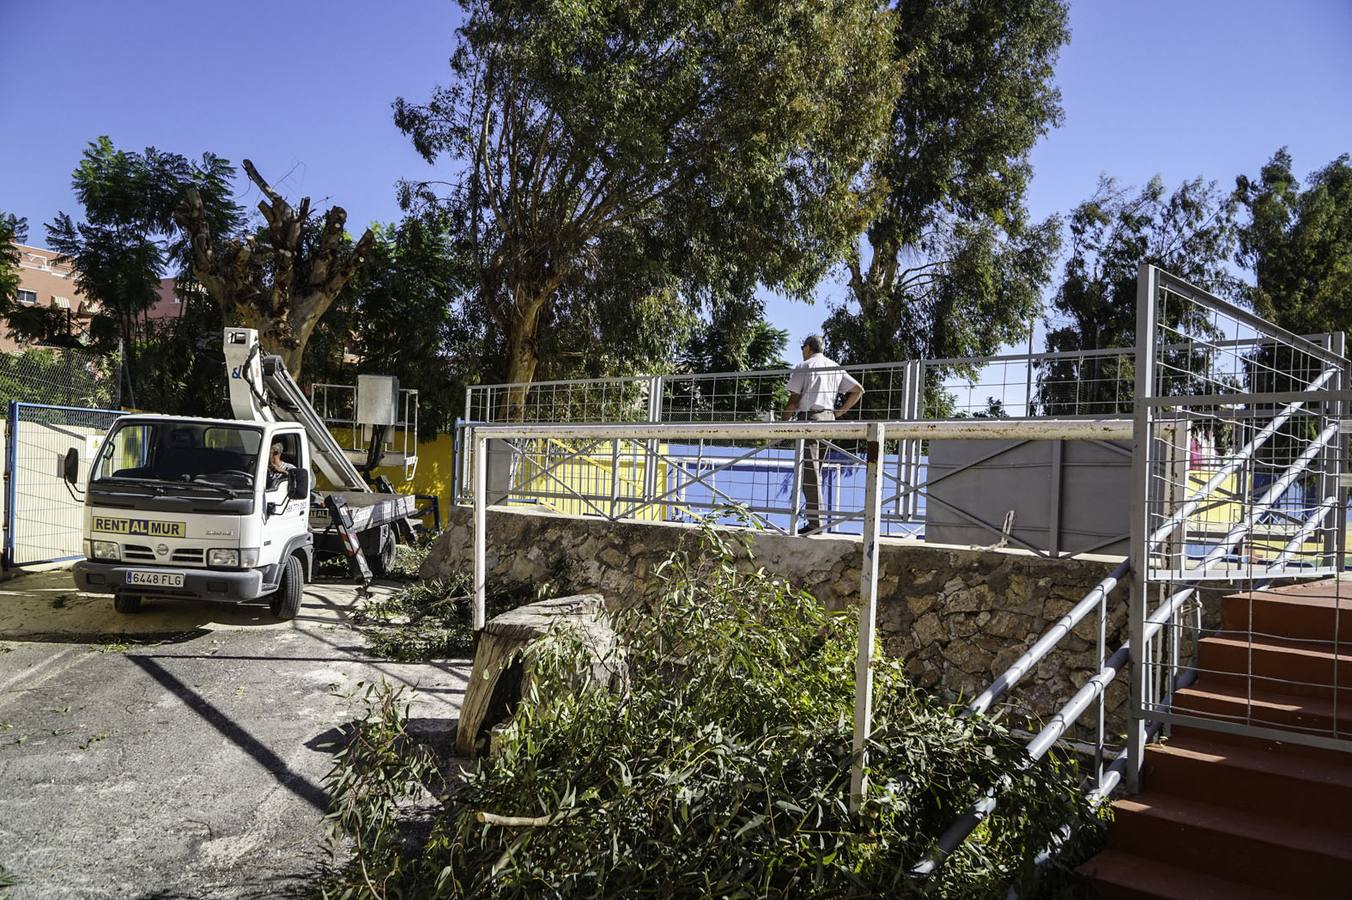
[1186,468,1320,562]
[510,438,667,521]
[328,427,458,519]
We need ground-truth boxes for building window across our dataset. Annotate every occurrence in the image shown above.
[16,289,37,306]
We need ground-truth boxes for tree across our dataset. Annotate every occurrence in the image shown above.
[394,0,899,412]
[174,159,375,376]
[1037,175,1239,414]
[680,302,790,375]
[1236,149,1352,337]
[35,138,237,404]
[826,0,1069,367]
[0,211,26,304]
[667,301,790,420]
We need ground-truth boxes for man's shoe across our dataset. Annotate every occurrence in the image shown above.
[798,524,822,536]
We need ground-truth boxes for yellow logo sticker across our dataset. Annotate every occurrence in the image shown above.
[91,517,186,538]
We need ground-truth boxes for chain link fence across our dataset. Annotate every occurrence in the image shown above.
[0,344,122,410]
[0,344,123,567]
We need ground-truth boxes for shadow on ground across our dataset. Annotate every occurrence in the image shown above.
[0,568,404,642]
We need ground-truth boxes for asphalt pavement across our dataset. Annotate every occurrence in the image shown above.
[0,573,468,899]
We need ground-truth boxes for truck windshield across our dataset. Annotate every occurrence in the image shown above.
[93,422,264,492]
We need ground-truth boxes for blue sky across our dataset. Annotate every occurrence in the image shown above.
[2,0,1350,349]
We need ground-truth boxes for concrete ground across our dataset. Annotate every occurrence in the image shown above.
[0,570,469,899]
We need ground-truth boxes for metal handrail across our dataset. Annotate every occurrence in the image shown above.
[914,370,1343,880]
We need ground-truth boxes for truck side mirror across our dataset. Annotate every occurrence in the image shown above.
[62,448,80,485]
[289,468,311,500]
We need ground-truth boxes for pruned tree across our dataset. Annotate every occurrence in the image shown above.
[826,0,1070,369]
[175,159,375,376]
[395,0,899,414]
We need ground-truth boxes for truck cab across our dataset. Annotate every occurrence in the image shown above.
[72,414,315,619]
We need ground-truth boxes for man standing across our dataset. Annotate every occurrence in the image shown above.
[783,335,864,534]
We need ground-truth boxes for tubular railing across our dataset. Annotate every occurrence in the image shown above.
[463,416,1133,557]
[913,264,1351,882]
[465,416,1136,821]
[457,264,1351,887]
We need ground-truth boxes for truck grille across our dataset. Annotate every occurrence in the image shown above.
[121,545,206,565]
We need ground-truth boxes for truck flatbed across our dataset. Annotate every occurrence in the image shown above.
[307,491,417,534]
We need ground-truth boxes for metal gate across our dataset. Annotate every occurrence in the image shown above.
[4,402,124,568]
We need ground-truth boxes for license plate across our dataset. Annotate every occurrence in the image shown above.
[126,571,184,588]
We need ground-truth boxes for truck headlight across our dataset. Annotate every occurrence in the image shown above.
[208,548,239,568]
[89,540,119,561]
[209,548,259,568]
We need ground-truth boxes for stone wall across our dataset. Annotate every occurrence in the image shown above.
[422,507,1128,730]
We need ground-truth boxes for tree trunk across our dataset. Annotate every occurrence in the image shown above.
[456,593,623,758]
[498,296,547,420]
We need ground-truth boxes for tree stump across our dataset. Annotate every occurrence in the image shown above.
[455,593,622,758]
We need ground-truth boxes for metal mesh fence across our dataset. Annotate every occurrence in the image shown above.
[1135,267,1352,751]
[5,403,124,567]
[0,345,122,410]
[465,349,1142,427]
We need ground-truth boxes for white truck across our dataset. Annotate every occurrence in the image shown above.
[66,327,418,620]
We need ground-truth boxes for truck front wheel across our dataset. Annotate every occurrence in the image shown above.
[269,555,304,621]
[114,594,143,614]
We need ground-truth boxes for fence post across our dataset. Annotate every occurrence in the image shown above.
[1321,333,1345,569]
[609,438,621,520]
[1126,262,1158,793]
[2,401,14,570]
[473,428,487,631]
[850,421,885,813]
[789,438,805,534]
[645,376,663,516]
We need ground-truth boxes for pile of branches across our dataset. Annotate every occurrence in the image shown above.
[328,528,1104,898]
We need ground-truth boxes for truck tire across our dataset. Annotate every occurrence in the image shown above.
[269,555,304,621]
[114,594,142,614]
[367,526,396,578]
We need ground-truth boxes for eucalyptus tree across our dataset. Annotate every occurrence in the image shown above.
[394,0,899,412]
[1236,149,1352,337]
[1037,175,1238,414]
[825,0,1070,368]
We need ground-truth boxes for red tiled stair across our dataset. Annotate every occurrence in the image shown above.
[1078,578,1352,898]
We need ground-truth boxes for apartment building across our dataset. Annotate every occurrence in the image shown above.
[8,245,187,351]
[7,244,96,351]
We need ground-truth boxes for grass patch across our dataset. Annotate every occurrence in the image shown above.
[325,527,1106,898]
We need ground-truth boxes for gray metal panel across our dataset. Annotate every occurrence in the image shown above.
[356,374,399,427]
[923,439,1130,555]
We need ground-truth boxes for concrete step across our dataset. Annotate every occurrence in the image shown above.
[1077,848,1292,900]
[1143,732,1352,830]
[1171,683,1352,742]
[1109,793,1352,897]
[1222,584,1352,644]
[1198,634,1352,699]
